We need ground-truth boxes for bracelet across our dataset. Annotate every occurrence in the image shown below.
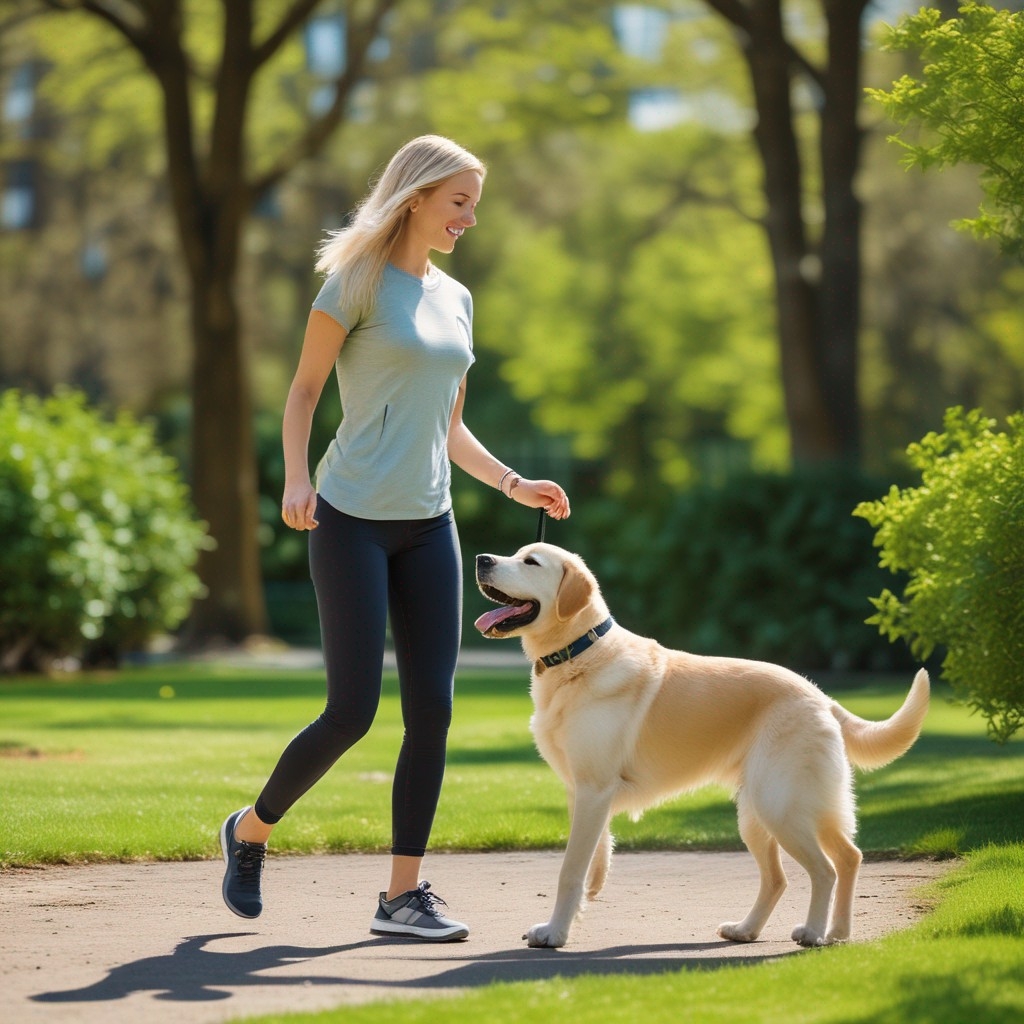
[506,475,522,499]
[499,468,524,495]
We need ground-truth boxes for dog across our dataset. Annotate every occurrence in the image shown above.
[474,543,930,949]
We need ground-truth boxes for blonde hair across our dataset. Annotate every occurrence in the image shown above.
[315,135,486,320]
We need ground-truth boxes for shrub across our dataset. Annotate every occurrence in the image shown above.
[0,389,211,671]
[571,467,911,672]
[855,407,1024,742]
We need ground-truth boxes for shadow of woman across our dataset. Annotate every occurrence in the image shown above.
[30,932,373,1004]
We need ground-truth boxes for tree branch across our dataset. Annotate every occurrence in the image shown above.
[635,179,762,253]
[701,0,825,93]
[250,0,398,197]
[253,0,323,68]
[0,1,47,35]
[41,0,148,49]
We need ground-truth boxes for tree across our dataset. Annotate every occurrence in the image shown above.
[694,0,869,465]
[427,1,877,469]
[39,0,397,643]
[867,2,1024,258]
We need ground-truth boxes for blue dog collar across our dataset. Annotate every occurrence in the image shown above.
[540,617,615,668]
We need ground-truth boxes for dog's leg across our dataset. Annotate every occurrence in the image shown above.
[586,827,614,901]
[718,795,787,942]
[525,785,613,948]
[821,827,862,943]
[776,830,837,947]
[562,787,613,899]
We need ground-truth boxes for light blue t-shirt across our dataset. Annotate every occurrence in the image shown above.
[311,262,476,520]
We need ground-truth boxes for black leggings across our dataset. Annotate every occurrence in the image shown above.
[254,497,462,858]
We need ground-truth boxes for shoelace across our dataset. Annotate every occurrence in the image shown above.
[234,841,266,885]
[413,881,449,917]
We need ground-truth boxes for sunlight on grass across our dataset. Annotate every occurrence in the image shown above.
[1,668,1021,866]
[906,827,967,858]
[918,844,1024,938]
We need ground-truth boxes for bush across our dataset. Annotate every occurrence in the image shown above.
[0,389,211,671]
[855,407,1024,742]
[571,467,912,672]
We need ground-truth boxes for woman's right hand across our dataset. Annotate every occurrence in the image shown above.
[281,481,319,531]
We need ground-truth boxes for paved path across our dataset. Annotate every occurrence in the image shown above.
[1,851,948,1024]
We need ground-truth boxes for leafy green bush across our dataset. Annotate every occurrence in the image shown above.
[572,467,908,672]
[0,389,210,671]
[855,407,1024,742]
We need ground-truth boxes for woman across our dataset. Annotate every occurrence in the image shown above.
[219,135,570,941]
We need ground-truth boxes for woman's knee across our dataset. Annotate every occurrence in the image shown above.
[405,697,453,740]
[319,702,377,746]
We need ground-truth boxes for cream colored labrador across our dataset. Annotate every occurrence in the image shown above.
[474,543,929,949]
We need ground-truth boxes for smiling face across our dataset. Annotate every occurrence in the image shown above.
[474,548,547,638]
[474,544,606,657]
[405,168,483,257]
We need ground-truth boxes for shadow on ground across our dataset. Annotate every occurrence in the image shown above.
[32,931,799,1005]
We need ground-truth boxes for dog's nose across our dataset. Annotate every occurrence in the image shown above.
[476,554,496,571]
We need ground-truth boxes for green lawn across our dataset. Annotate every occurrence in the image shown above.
[1,666,1022,865]
[2,663,1023,1023]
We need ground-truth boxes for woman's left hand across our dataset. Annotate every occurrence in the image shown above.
[511,478,571,520]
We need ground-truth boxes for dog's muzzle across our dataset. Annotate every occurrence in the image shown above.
[474,554,540,636]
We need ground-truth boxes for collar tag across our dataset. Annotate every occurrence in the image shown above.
[539,617,615,669]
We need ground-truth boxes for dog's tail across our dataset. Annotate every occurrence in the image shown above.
[831,669,930,771]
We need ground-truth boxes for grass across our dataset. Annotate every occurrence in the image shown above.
[0,666,1022,865]
[2,664,1023,1022]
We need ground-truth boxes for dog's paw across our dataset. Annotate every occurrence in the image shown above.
[824,928,850,945]
[718,921,759,943]
[791,924,826,947]
[524,922,568,948]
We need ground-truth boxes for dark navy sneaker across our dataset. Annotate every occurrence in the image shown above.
[370,882,469,941]
[220,806,266,919]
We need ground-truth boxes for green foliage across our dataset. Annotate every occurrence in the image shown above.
[468,130,784,496]
[0,389,210,671]
[855,407,1024,742]
[576,467,905,671]
[868,3,1024,257]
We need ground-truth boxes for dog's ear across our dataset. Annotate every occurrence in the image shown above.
[555,561,593,621]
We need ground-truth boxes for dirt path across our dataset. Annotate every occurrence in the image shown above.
[1,851,949,1024]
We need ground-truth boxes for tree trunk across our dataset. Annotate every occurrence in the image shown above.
[817,0,868,464]
[714,0,869,466]
[742,0,838,462]
[181,2,268,642]
[146,0,267,642]
[189,267,268,641]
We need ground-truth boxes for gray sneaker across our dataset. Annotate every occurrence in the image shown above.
[370,882,469,941]
[220,806,266,919]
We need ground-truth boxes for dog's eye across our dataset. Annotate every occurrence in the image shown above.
[524,556,540,566]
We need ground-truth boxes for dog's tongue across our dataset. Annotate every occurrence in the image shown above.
[474,603,532,634]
